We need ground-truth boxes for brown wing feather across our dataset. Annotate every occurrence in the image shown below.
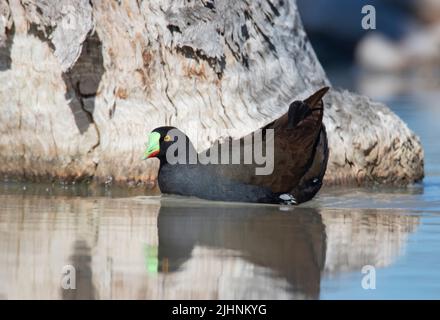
[203,87,329,193]
[290,127,329,202]
[252,98,324,192]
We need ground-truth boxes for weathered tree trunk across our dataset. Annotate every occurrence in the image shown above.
[0,0,424,187]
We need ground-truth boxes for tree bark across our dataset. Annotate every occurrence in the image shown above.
[0,0,424,187]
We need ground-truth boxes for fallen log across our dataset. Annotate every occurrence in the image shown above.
[0,0,424,187]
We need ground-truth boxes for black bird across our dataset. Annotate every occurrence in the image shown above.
[157,204,326,298]
[143,87,330,205]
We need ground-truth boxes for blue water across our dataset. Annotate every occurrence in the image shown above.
[319,93,440,299]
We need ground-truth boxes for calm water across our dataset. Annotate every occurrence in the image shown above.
[0,94,439,300]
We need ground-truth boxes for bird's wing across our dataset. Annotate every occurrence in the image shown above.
[196,87,329,193]
[290,126,329,203]
[249,88,328,192]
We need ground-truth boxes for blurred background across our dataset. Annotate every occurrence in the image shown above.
[297,0,440,99]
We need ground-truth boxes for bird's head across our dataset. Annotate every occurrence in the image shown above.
[143,126,195,165]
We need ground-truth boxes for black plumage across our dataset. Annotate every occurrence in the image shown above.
[144,87,330,205]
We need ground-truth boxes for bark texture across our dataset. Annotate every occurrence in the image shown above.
[0,0,424,186]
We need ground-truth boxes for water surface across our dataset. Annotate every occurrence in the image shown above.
[0,94,439,300]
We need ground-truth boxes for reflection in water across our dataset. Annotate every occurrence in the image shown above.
[0,191,420,299]
[321,210,419,275]
[62,240,96,300]
[157,204,326,299]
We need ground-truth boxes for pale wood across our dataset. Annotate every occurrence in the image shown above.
[0,0,424,186]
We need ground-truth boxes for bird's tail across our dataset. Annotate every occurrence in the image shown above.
[304,86,330,110]
[287,87,329,128]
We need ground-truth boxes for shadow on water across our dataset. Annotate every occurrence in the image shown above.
[157,204,326,299]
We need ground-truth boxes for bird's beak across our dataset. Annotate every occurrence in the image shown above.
[143,132,161,160]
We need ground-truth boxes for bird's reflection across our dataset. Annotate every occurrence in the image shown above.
[0,192,421,299]
[157,204,326,299]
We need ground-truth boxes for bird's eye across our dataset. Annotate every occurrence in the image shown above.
[163,135,172,142]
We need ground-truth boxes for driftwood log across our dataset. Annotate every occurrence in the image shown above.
[0,0,424,187]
